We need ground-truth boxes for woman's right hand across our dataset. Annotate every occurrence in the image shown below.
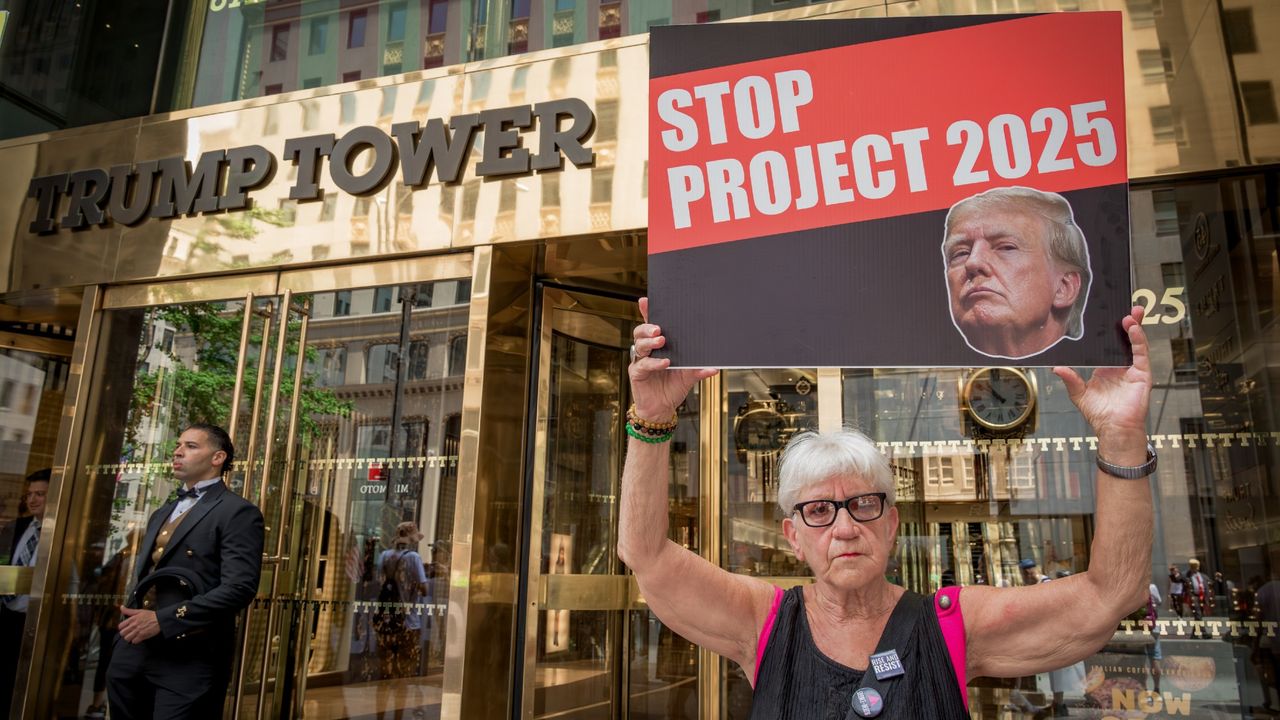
[629,297,717,422]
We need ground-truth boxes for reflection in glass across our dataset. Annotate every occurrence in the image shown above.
[721,368,816,719]
[535,335,623,718]
[44,278,469,719]
[723,368,818,578]
[0,345,69,714]
[630,385,700,720]
[534,308,699,719]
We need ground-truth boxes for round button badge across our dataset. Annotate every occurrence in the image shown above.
[851,687,884,718]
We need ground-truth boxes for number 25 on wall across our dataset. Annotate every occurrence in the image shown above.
[1132,286,1187,325]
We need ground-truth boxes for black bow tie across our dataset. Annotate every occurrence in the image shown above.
[176,487,201,501]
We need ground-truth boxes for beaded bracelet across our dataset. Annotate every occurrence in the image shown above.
[627,403,678,432]
[626,422,673,444]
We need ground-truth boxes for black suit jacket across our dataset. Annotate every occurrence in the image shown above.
[2,515,36,565]
[131,481,264,648]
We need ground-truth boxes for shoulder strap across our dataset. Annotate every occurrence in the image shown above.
[845,592,927,719]
[935,586,969,712]
[753,585,786,686]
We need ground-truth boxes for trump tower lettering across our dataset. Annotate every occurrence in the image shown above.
[648,13,1131,367]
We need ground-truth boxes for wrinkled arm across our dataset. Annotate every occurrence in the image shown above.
[618,436,777,678]
[964,308,1154,677]
[617,299,775,679]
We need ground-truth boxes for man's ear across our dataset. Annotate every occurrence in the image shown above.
[213,450,227,472]
[1053,269,1082,310]
[783,517,804,563]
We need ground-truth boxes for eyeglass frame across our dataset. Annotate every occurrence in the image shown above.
[791,492,889,528]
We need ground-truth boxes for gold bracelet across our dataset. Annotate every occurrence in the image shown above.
[627,403,678,432]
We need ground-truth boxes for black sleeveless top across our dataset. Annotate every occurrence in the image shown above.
[749,587,970,720]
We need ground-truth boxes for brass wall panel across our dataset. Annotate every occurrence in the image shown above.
[3,125,138,292]
[101,272,278,308]
[278,254,472,293]
[0,35,648,291]
[0,142,36,294]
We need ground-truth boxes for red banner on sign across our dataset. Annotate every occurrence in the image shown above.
[649,13,1125,255]
[647,14,1132,368]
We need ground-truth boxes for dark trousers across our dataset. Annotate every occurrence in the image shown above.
[93,626,118,693]
[0,605,26,716]
[106,635,231,720]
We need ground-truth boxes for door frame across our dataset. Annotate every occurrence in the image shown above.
[516,284,640,720]
[19,252,475,718]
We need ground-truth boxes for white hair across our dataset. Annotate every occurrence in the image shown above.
[776,428,895,514]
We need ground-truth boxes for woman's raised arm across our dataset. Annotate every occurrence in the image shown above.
[617,298,777,679]
[962,304,1157,676]
[962,306,1155,678]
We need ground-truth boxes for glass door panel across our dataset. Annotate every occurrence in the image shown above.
[525,288,701,720]
[533,320,628,720]
[44,296,267,717]
[720,368,818,720]
[628,385,701,720]
[0,287,80,718]
[40,275,471,720]
[285,280,469,720]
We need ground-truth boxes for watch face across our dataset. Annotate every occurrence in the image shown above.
[965,367,1034,431]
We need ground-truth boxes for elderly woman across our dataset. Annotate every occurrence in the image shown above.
[618,299,1154,718]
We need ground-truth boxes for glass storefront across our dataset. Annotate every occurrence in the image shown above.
[0,288,82,717]
[25,275,470,718]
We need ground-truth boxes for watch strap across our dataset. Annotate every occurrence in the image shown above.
[1096,442,1157,479]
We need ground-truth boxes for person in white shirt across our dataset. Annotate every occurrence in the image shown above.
[0,469,49,714]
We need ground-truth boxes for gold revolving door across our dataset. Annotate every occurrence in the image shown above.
[519,287,702,720]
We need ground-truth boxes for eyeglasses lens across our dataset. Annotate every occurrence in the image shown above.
[851,495,881,521]
[801,502,836,526]
[799,495,882,527]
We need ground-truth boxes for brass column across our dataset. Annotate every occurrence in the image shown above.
[697,373,724,720]
[440,245,535,720]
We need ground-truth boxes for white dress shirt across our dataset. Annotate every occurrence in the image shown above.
[4,521,40,612]
[167,477,223,523]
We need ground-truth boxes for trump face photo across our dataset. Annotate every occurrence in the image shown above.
[941,187,1093,360]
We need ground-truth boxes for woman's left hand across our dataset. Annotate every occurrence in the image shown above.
[1052,306,1152,453]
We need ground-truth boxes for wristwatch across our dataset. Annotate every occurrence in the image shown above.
[1096,442,1157,479]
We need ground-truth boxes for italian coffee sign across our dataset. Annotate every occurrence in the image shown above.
[648,13,1131,367]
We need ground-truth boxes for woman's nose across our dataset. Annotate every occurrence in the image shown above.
[830,507,862,537]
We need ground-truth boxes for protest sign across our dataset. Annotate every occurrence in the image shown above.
[648,13,1130,367]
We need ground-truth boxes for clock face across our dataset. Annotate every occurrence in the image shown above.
[735,406,786,453]
[965,367,1035,431]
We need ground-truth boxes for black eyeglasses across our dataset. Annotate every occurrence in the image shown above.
[792,492,888,528]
